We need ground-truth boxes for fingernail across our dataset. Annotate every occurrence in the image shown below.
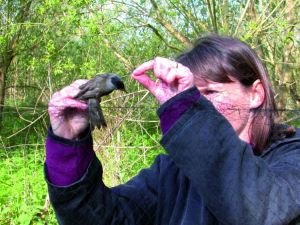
[132,69,138,75]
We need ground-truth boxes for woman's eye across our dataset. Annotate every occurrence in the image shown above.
[204,90,217,95]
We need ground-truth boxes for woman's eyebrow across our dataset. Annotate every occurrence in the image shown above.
[206,83,225,90]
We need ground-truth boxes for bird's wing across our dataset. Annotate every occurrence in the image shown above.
[74,74,116,100]
[75,77,102,99]
[76,88,101,99]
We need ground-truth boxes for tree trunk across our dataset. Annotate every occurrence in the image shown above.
[0,0,33,127]
[282,0,299,108]
[0,68,6,127]
[0,55,13,128]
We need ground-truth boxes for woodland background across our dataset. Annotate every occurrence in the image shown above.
[0,0,299,224]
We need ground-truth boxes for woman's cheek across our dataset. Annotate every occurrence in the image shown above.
[214,102,234,116]
[207,95,232,115]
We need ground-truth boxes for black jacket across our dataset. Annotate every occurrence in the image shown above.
[46,89,300,225]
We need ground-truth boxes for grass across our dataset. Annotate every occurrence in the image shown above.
[0,147,57,225]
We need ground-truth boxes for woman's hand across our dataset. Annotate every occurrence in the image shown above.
[131,57,194,104]
[48,80,89,140]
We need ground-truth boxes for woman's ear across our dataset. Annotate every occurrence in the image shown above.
[249,79,265,109]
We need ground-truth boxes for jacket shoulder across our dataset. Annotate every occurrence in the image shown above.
[263,127,300,163]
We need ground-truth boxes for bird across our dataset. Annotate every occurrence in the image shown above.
[74,73,126,130]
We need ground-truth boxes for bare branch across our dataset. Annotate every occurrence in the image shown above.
[206,0,218,33]
[146,24,183,51]
[150,0,193,47]
[98,28,134,70]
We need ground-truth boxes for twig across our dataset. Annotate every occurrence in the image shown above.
[7,111,47,139]
[284,114,300,124]
[234,0,251,35]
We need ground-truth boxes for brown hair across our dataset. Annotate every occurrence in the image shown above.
[177,34,277,154]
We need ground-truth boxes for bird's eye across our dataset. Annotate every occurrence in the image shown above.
[111,76,125,90]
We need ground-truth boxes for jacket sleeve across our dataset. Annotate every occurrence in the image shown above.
[160,93,300,225]
[45,140,159,225]
[45,127,95,186]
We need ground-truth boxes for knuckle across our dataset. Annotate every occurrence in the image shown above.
[51,92,60,99]
[154,56,161,61]
[73,79,88,86]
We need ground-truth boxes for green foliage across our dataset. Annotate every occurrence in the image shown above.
[0,99,47,147]
[0,149,57,225]
[99,129,165,186]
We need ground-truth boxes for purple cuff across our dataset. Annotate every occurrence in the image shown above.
[45,127,95,186]
[157,87,201,134]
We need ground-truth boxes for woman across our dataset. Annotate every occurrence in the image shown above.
[45,35,300,225]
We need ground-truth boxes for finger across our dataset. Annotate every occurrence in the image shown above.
[60,86,80,98]
[164,68,178,84]
[54,80,88,99]
[69,79,90,93]
[74,84,92,99]
[176,66,194,88]
[49,97,88,110]
[165,66,193,83]
[174,63,193,78]
[48,97,88,117]
[153,57,178,81]
[132,60,154,76]
[131,73,160,96]
[69,80,90,96]
[77,80,92,90]
[155,63,194,95]
[71,79,89,87]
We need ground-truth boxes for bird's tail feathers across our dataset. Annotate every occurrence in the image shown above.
[88,98,107,129]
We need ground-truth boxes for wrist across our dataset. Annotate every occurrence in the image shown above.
[51,123,89,140]
[157,86,200,134]
[52,128,77,140]
[45,126,94,186]
[47,126,91,143]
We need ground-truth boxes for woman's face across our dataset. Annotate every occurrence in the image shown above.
[195,77,254,143]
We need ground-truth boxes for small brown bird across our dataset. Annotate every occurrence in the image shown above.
[75,73,126,129]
